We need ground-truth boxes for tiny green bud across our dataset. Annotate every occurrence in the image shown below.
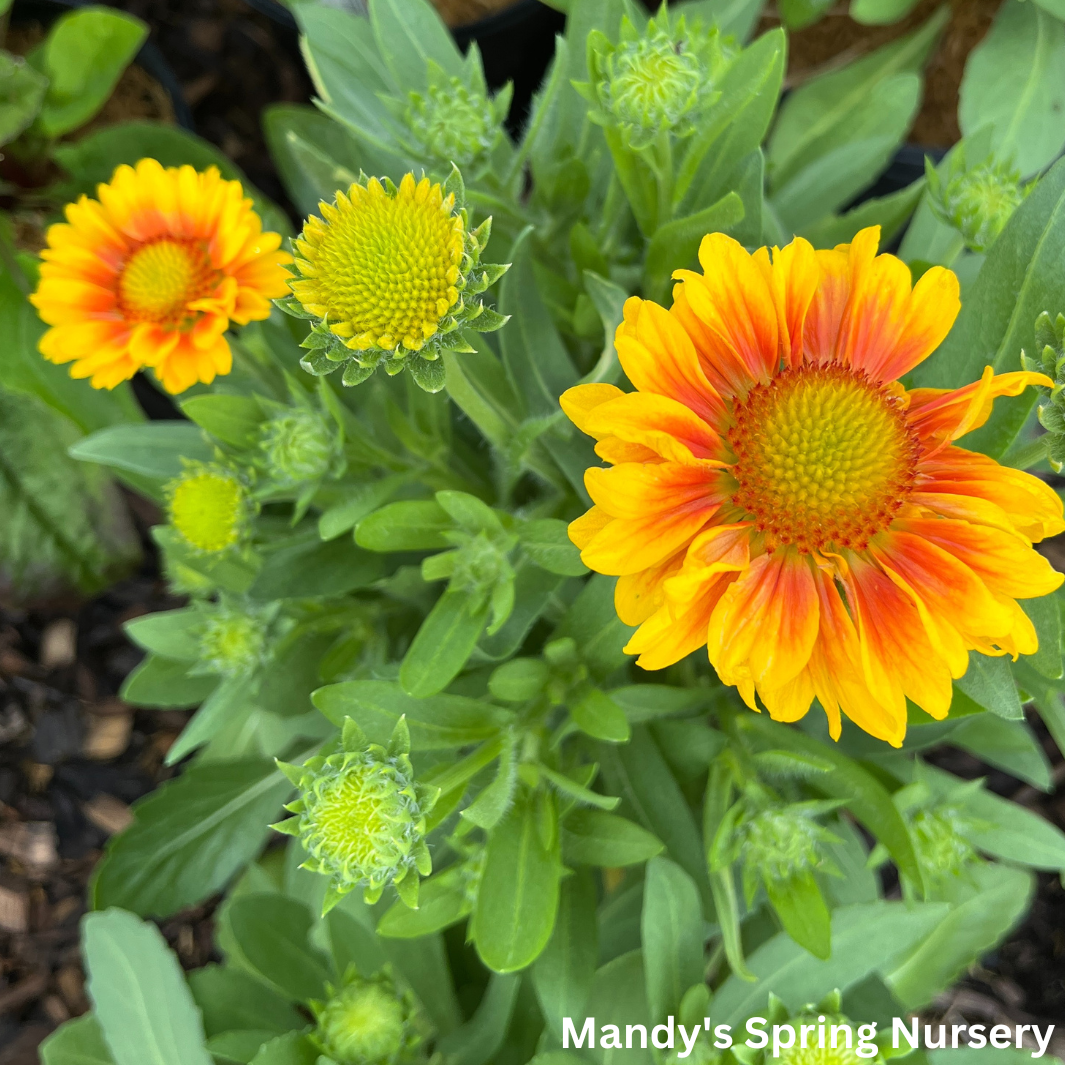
[273,717,438,912]
[587,11,728,149]
[196,602,269,677]
[927,151,1029,253]
[258,407,340,486]
[311,969,424,1065]
[910,804,978,883]
[406,77,500,168]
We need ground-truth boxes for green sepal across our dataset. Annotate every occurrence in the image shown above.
[395,872,420,909]
[301,350,341,376]
[388,715,412,758]
[408,356,447,393]
[269,816,302,837]
[342,362,375,387]
[341,716,368,752]
[465,306,510,333]
[274,294,317,319]
[275,759,306,787]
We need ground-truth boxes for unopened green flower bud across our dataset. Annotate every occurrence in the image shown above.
[406,77,501,168]
[927,152,1029,253]
[312,968,424,1065]
[196,602,269,677]
[273,717,438,912]
[258,407,339,486]
[909,804,977,883]
[584,11,728,149]
[165,461,252,554]
[738,806,830,883]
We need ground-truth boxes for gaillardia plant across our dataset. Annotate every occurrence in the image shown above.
[273,717,437,912]
[279,170,509,393]
[563,226,1064,745]
[29,158,291,393]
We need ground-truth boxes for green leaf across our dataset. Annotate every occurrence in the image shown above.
[954,652,1024,720]
[607,685,716,724]
[0,389,140,599]
[120,654,218,709]
[707,901,950,1028]
[641,857,704,1022]
[570,686,631,743]
[164,675,254,766]
[499,228,578,418]
[909,155,1065,455]
[884,863,1034,1009]
[90,760,293,916]
[376,864,472,938]
[51,121,290,237]
[206,1031,276,1064]
[40,1015,114,1065]
[598,727,711,912]
[765,868,832,960]
[767,11,944,189]
[33,8,147,136]
[250,535,382,599]
[478,561,565,662]
[518,519,587,576]
[248,1033,318,1065]
[355,499,452,551]
[677,29,785,212]
[312,679,504,749]
[949,713,1052,790]
[223,894,332,1002]
[1023,594,1063,680]
[553,574,634,681]
[801,178,926,247]
[587,950,655,1065]
[401,590,491,697]
[152,526,259,597]
[736,715,924,891]
[531,869,598,1039]
[318,475,410,540]
[471,788,562,972]
[560,809,665,867]
[70,423,212,480]
[959,0,1065,177]
[83,909,212,1065]
[262,104,366,218]
[443,342,523,453]
[0,51,47,145]
[125,609,202,661]
[370,0,463,90]
[779,0,835,29]
[850,0,922,24]
[435,973,521,1065]
[181,396,265,449]
[643,192,745,304]
[488,658,550,702]
[187,965,306,1037]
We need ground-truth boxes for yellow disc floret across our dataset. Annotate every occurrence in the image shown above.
[728,365,919,553]
[291,174,464,353]
[166,463,249,553]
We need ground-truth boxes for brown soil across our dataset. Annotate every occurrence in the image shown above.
[760,0,1004,147]
[432,0,523,29]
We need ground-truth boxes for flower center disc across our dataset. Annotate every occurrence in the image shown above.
[118,239,217,325]
[727,366,918,553]
[312,188,464,350]
[311,766,406,871]
[170,472,243,552]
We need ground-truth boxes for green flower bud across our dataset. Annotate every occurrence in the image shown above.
[737,805,836,884]
[195,601,270,677]
[311,968,424,1065]
[258,407,340,486]
[273,717,438,912]
[926,150,1030,253]
[406,77,501,168]
[165,461,253,554]
[909,805,978,883]
[582,10,729,149]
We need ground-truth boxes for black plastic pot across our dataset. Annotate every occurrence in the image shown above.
[10,0,194,132]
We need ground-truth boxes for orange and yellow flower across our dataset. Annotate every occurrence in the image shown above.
[30,159,291,394]
[562,226,1064,746]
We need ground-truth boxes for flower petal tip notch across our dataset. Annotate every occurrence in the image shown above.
[278,168,510,393]
[30,158,291,394]
[562,225,1065,746]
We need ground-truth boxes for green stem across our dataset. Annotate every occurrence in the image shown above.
[428,736,505,798]
[652,129,674,233]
